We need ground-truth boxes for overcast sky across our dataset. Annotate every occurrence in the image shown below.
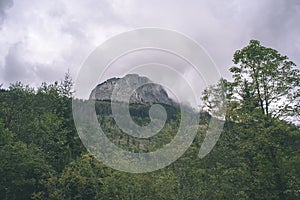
[0,0,299,106]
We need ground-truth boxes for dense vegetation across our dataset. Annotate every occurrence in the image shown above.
[0,40,299,199]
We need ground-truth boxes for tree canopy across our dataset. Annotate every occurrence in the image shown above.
[0,40,299,199]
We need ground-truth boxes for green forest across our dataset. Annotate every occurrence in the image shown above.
[0,40,299,199]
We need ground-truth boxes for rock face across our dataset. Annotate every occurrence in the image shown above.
[90,74,176,106]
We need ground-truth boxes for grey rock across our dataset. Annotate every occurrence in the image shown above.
[90,74,177,106]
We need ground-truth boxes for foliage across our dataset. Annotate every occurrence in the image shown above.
[0,41,299,199]
[229,40,300,120]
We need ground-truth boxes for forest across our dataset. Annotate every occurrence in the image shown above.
[0,40,299,199]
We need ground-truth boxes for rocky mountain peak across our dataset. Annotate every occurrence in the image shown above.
[90,74,176,106]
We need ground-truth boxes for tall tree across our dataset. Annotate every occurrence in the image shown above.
[230,40,300,120]
[59,69,74,98]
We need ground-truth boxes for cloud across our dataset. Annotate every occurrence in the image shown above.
[104,0,300,76]
[0,0,13,26]
[3,42,31,83]
[0,0,128,86]
[2,42,62,86]
[0,0,299,106]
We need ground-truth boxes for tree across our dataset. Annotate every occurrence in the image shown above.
[59,69,74,98]
[230,40,300,120]
[201,40,300,199]
[0,140,53,200]
[44,154,106,200]
[225,40,300,199]
[201,78,229,121]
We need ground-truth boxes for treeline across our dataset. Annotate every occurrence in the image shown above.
[94,100,180,122]
[0,40,299,199]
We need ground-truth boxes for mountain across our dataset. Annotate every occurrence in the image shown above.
[90,74,177,106]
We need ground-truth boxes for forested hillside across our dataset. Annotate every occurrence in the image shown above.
[0,40,299,199]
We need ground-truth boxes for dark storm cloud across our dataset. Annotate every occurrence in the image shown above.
[0,0,131,87]
[3,43,32,83]
[0,0,13,26]
[2,42,65,86]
